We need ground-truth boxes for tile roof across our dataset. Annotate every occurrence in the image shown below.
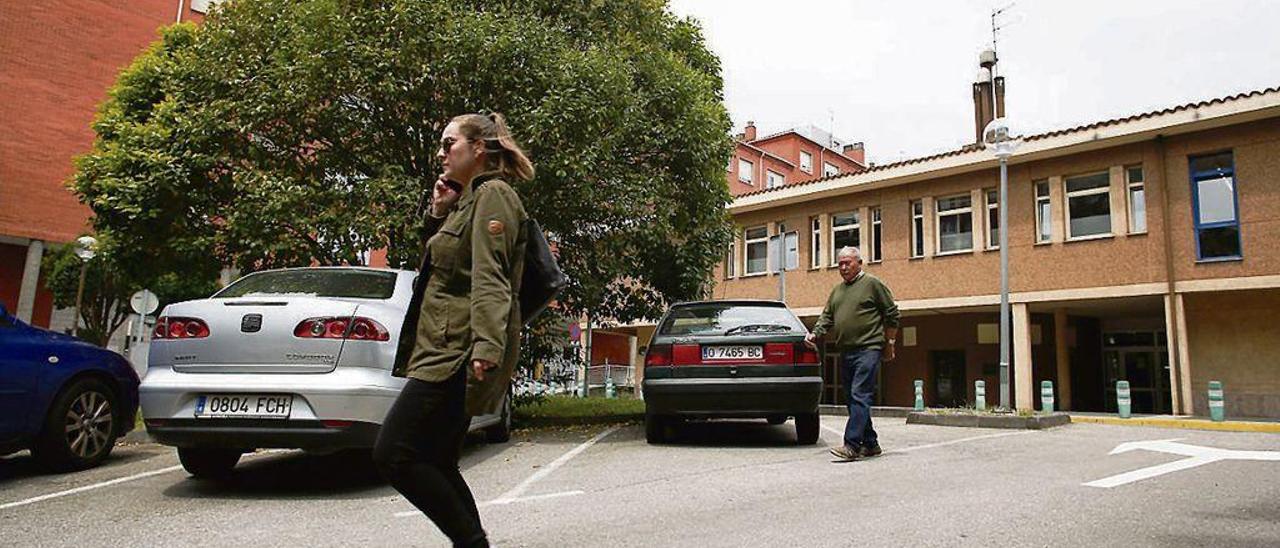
[734,85,1280,201]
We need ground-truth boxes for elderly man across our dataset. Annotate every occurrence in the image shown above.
[807,246,900,461]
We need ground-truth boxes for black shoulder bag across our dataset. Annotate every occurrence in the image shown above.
[517,217,567,325]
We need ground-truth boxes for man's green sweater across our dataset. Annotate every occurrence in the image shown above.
[811,272,900,351]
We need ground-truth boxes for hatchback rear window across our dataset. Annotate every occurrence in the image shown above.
[658,303,805,336]
[214,269,398,300]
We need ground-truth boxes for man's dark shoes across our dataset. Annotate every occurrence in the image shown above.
[860,444,883,458]
[829,445,860,462]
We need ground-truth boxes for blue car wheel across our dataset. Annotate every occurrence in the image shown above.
[32,377,120,472]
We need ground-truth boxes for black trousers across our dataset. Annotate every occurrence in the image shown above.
[373,369,487,547]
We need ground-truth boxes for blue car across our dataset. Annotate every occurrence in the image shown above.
[0,303,139,472]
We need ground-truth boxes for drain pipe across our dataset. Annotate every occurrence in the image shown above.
[176,0,184,23]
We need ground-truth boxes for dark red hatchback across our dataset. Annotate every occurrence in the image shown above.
[641,300,822,444]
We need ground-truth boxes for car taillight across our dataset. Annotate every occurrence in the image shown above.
[152,317,210,339]
[644,344,672,367]
[763,342,794,364]
[294,317,390,341]
[794,342,820,366]
[672,344,701,365]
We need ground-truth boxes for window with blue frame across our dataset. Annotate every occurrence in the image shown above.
[1189,151,1242,260]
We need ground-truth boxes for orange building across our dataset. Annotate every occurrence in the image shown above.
[0,1,210,329]
[613,67,1280,419]
[727,122,866,197]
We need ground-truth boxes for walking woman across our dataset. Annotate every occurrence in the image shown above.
[374,112,534,547]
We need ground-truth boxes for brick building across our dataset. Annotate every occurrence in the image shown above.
[613,65,1280,419]
[0,1,210,329]
[727,122,866,196]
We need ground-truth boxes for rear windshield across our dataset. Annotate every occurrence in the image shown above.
[214,269,398,300]
[658,303,805,336]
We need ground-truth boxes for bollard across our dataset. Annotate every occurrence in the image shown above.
[1116,380,1131,419]
[1041,380,1055,414]
[975,380,986,411]
[605,375,616,399]
[914,379,924,411]
[1208,381,1225,422]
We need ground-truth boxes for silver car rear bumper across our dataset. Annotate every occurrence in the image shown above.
[139,365,405,449]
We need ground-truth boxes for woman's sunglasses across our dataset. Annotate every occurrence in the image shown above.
[440,136,471,153]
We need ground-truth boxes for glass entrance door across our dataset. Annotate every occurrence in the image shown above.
[1103,331,1171,414]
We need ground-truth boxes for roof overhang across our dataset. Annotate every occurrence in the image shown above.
[730,89,1280,215]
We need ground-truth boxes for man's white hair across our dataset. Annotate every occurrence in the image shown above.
[837,246,862,261]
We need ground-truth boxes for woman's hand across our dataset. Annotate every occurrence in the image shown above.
[431,175,462,217]
[472,359,499,381]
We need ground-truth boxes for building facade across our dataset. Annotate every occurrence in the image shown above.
[727,122,866,196]
[711,87,1280,418]
[0,1,209,329]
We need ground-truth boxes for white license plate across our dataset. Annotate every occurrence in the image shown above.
[195,394,293,419]
[701,345,763,361]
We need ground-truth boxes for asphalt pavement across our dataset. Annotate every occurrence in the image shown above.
[3,417,1279,547]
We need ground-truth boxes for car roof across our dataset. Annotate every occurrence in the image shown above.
[669,299,787,308]
[238,266,415,276]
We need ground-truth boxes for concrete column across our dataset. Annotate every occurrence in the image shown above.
[1163,294,1183,414]
[1173,293,1195,415]
[1109,165,1128,236]
[858,206,871,263]
[922,196,936,258]
[1013,303,1034,410]
[1053,309,1072,411]
[1048,176,1065,243]
[16,239,45,323]
[629,334,640,398]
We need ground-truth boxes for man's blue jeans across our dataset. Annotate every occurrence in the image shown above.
[840,348,881,449]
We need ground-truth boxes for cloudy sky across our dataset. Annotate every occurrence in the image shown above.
[666,0,1280,165]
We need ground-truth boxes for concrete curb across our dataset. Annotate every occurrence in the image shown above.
[120,429,154,445]
[1070,415,1280,433]
[906,412,1071,430]
[820,405,915,418]
[514,414,643,428]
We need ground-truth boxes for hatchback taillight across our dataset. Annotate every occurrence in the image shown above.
[294,317,390,341]
[644,344,672,367]
[152,317,210,339]
[794,342,820,366]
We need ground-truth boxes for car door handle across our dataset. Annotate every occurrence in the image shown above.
[47,355,59,364]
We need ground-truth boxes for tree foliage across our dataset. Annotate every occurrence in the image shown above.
[75,0,733,327]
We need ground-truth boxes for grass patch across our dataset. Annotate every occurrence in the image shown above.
[514,395,645,421]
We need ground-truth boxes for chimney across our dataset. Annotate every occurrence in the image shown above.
[842,142,866,166]
[744,120,757,142]
[972,49,1001,144]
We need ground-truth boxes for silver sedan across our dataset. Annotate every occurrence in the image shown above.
[140,267,510,477]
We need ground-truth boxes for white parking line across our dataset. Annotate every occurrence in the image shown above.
[0,449,290,512]
[395,425,619,518]
[890,430,1034,454]
[489,426,618,504]
[819,417,1036,453]
[0,465,184,511]
[394,490,587,517]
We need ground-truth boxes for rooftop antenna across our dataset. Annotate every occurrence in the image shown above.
[988,3,1016,119]
[828,108,836,149]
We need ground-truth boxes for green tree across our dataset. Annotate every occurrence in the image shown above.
[40,242,218,346]
[75,0,733,336]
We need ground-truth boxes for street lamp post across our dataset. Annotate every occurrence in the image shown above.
[983,119,1019,410]
[71,236,98,338]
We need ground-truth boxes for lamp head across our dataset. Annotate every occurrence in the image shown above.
[982,118,1020,159]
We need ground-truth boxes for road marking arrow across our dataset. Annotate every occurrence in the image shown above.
[1085,438,1280,488]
